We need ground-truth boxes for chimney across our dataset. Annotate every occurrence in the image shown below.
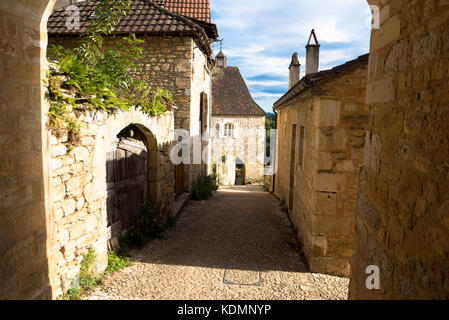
[305,29,320,75]
[215,50,227,67]
[289,52,301,89]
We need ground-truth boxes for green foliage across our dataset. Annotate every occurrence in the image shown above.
[191,175,218,201]
[59,288,82,300]
[58,247,102,300]
[46,0,173,143]
[280,197,289,213]
[47,101,80,144]
[79,248,103,291]
[105,252,131,274]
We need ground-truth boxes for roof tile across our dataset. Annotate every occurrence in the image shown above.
[212,66,266,117]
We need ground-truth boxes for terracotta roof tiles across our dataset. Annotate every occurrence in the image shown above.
[212,66,266,117]
[47,0,216,54]
[154,0,211,23]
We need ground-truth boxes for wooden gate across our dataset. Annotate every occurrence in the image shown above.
[106,137,148,250]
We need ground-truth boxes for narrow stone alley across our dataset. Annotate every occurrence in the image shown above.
[87,186,349,300]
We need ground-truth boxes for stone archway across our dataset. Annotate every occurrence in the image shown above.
[105,124,159,251]
[0,0,57,300]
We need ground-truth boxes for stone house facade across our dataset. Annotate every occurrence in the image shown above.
[273,32,370,277]
[211,51,266,185]
[48,0,219,193]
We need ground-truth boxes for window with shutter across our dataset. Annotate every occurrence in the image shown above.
[200,92,208,134]
[224,123,234,137]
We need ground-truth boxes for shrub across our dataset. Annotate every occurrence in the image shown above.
[59,288,81,300]
[191,175,218,201]
[105,252,131,274]
[121,202,173,248]
[280,198,289,213]
[78,248,103,291]
[46,0,173,144]
[58,247,102,300]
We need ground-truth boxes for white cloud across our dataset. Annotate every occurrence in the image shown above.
[211,0,372,112]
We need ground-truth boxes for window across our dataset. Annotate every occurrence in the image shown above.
[298,126,305,168]
[200,92,208,133]
[215,124,220,137]
[224,123,234,137]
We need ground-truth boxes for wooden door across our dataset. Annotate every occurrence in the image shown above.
[106,138,148,248]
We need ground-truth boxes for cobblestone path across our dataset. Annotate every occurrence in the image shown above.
[87,185,349,300]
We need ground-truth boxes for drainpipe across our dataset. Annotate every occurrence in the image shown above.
[271,108,278,195]
[205,57,216,175]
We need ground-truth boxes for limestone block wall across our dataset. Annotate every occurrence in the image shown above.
[211,116,266,184]
[350,0,449,299]
[189,45,213,184]
[0,0,57,300]
[274,63,368,277]
[46,108,174,298]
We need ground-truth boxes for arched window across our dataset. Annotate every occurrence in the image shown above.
[224,123,234,137]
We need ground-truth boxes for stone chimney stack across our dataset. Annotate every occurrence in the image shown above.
[289,52,301,89]
[216,50,227,68]
[305,29,320,75]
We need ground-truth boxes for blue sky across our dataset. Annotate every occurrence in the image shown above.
[210,0,373,112]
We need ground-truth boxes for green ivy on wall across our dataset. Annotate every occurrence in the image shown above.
[46,0,173,144]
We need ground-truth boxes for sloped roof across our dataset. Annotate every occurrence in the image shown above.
[48,0,215,54]
[212,66,266,117]
[274,53,369,109]
[154,0,211,23]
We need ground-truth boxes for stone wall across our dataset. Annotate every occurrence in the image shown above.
[274,62,369,277]
[350,0,449,299]
[211,116,266,185]
[46,107,174,297]
[189,45,213,182]
[49,35,212,191]
[0,0,57,300]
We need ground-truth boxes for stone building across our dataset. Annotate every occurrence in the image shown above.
[211,51,266,185]
[0,0,217,299]
[48,0,219,195]
[350,0,449,299]
[1,0,449,300]
[273,30,370,277]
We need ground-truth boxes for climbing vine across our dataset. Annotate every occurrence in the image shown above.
[46,0,173,144]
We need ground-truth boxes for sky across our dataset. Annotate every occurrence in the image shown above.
[210,0,373,113]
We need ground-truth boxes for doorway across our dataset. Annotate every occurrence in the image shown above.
[106,124,152,251]
[235,162,246,185]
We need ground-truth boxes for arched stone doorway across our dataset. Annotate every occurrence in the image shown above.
[106,124,158,251]
[235,157,246,185]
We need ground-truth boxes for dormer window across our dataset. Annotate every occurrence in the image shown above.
[224,123,234,137]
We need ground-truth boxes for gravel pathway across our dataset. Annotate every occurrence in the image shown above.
[87,185,349,300]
